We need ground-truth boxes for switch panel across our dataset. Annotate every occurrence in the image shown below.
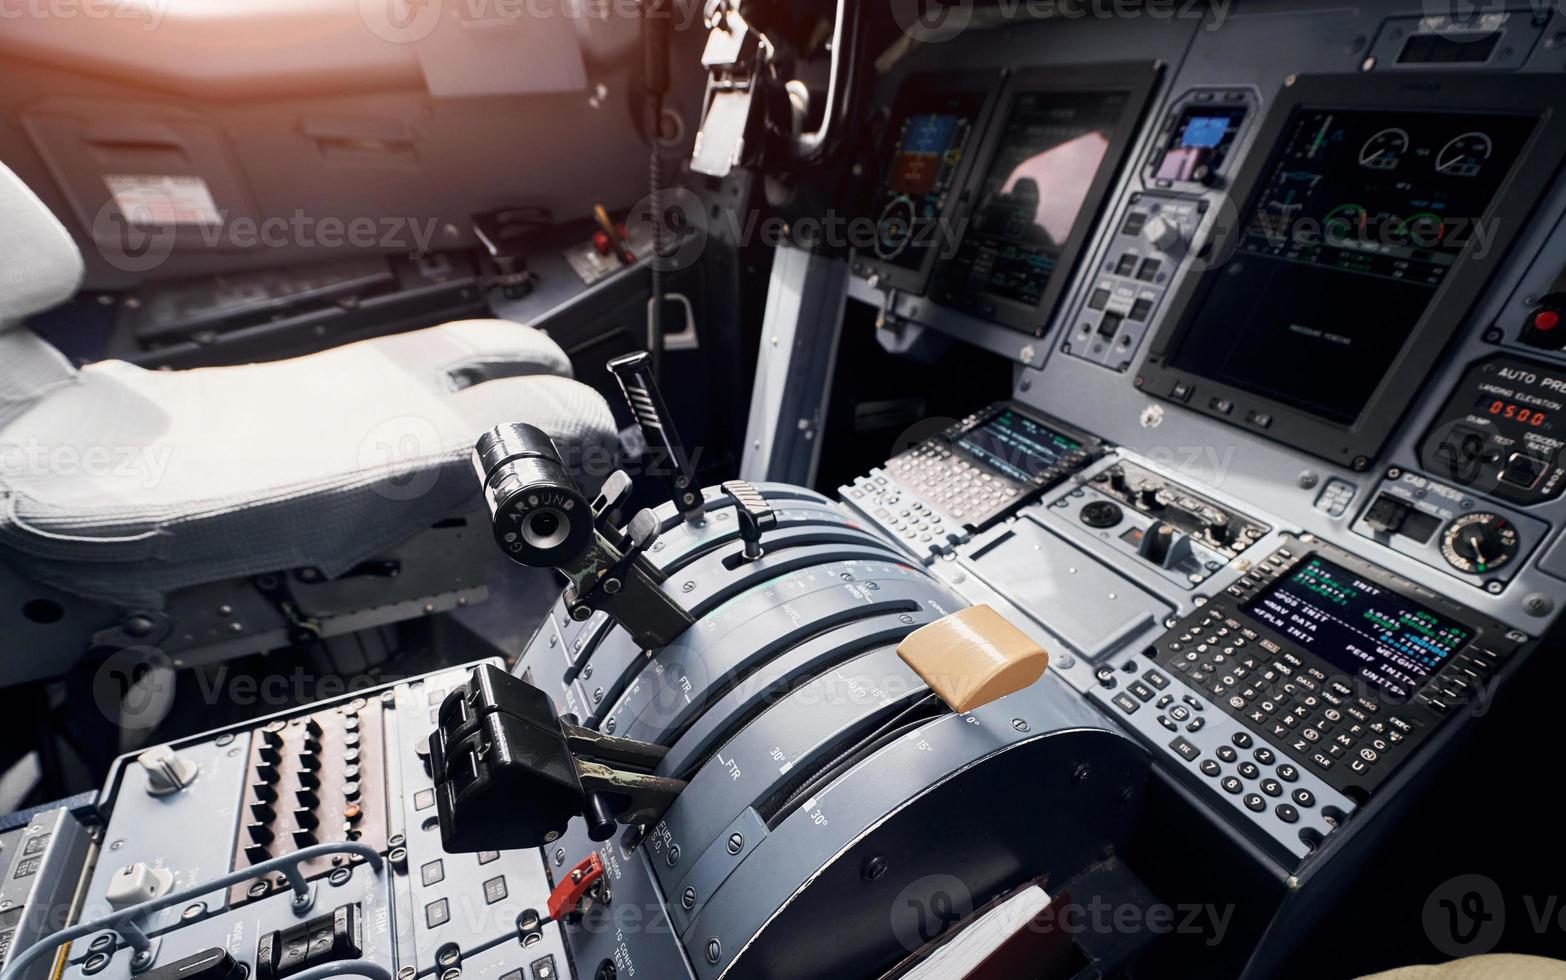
[1351,470,1547,590]
[229,702,388,905]
[1063,192,1204,370]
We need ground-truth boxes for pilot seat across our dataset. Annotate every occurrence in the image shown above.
[0,161,619,699]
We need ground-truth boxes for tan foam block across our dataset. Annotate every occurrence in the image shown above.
[896,604,1050,713]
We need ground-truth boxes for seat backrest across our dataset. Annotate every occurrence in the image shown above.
[0,161,83,430]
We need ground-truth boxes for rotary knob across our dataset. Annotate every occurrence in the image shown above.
[1142,214,1183,253]
[1440,512,1520,575]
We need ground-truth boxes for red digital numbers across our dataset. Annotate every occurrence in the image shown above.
[1487,399,1548,427]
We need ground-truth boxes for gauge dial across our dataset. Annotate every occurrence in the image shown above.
[1358,128,1408,170]
[1440,512,1520,575]
[1436,132,1493,178]
[874,196,917,259]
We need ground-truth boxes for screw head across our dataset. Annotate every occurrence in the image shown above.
[666,845,681,866]
[726,833,744,855]
[682,886,697,909]
[705,939,722,965]
[862,856,889,880]
[182,902,205,919]
[1011,718,1030,732]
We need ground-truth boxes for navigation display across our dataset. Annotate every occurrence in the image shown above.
[1167,107,1537,425]
[938,89,1132,318]
[869,87,988,274]
[952,408,1082,484]
[1245,556,1473,699]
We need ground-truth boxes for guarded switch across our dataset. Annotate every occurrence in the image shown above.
[895,605,1050,712]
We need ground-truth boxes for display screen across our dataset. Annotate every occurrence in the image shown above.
[938,89,1132,311]
[870,90,986,271]
[952,408,1081,484]
[1244,556,1473,699]
[1155,104,1247,182]
[1475,395,1550,427]
[1166,107,1537,425]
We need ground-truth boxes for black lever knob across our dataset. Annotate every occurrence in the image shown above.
[608,350,704,523]
[1139,522,1176,566]
[720,480,776,560]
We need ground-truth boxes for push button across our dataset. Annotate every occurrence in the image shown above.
[1169,736,1201,762]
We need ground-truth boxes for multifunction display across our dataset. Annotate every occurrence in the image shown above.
[1166,107,1537,425]
[952,407,1084,484]
[938,89,1131,318]
[1245,556,1472,699]
[867,82,989,283]
[1152,102,1247,183]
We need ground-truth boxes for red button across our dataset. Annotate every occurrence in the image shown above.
[1534,309,1561,331]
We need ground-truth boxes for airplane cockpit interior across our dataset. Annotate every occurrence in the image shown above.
[4,0,1566,976]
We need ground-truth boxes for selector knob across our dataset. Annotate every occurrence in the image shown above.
[292,829,318,848]
[138,746,199,796]
[262,723,286,746]
[1440,512,1521,575]
[258,744,282,766]
[255,763,279,785]
[293,808,319,830]
[1142,215,1182,252]
[298,770,322,790]
[249,801,276,824]
[244,843,271,865]
[297,788,320,808]
[305,718,324,737]
[299,752,322,773]
[252,782,278,803]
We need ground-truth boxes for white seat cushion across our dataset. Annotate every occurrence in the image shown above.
[0,318,618,608]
